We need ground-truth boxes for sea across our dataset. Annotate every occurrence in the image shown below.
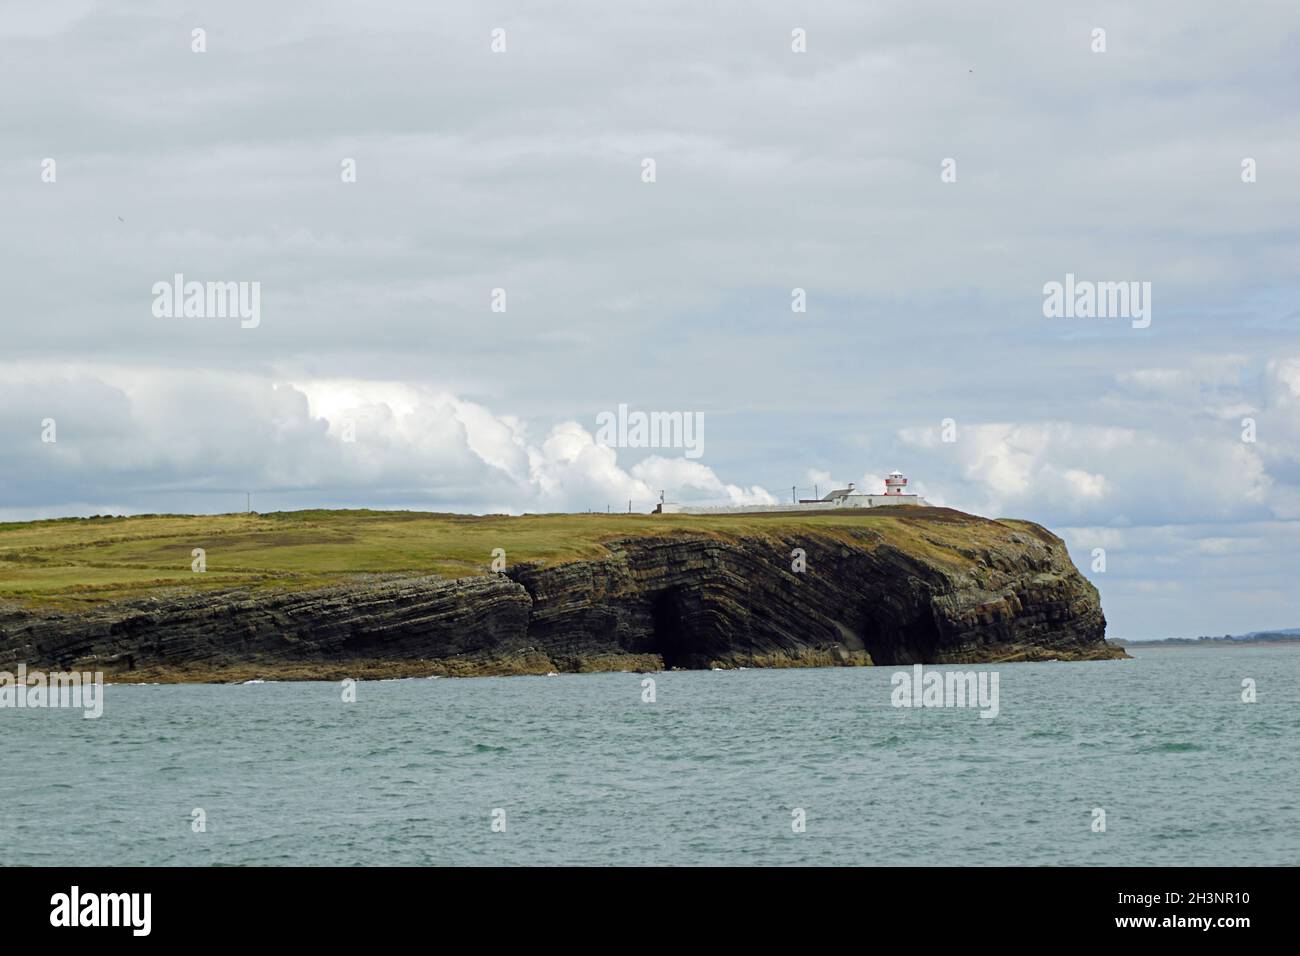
[2,644,1296,866]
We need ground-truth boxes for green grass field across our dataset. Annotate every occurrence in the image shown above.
[0,507,1029,609]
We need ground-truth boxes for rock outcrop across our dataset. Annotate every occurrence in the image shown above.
[0,510,1124,681]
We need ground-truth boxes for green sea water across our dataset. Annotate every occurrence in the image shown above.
[2,644,1296,865]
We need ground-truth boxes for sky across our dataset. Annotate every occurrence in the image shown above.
[2,0,1299,639]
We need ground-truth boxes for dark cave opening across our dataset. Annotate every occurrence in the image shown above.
[649,588,693,669]
[860,613,943,665]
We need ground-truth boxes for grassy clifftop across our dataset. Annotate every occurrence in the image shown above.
[0,506,1040,610]
[1,507,1119,679]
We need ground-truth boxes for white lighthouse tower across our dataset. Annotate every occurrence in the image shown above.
[884,470,909,496]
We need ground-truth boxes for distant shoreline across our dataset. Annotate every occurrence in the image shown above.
[1116,637,1300,648]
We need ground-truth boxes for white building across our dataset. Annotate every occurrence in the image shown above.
[656,471,928,515]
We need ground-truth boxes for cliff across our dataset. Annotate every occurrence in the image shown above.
[0,508,1124,681]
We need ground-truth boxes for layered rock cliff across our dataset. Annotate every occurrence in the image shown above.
[0,510,1124,681]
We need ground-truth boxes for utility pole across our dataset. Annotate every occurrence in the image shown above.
[792,485,796,503]
[246,492,251,514]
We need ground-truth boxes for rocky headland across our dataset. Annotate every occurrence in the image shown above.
[0,508,1126,682]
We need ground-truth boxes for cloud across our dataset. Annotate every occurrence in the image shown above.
[632,456,776,505]
[0,364,757,517]
[897,419,1274,525]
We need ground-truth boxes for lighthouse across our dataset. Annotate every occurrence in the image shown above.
[656,466,928,513]
[884,470,909,496]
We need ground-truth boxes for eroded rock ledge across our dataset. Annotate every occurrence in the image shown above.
[0,512,1125,682]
